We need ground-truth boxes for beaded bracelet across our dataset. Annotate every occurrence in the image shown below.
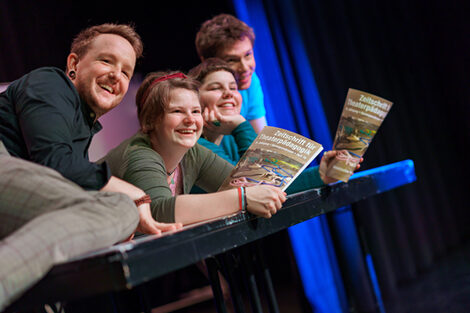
[134,194,151,207]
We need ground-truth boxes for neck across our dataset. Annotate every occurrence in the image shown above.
[149,135,187,175]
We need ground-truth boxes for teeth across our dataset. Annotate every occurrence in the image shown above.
[220,103,234,107]
[100,84,114,93]
[179,130,194,134]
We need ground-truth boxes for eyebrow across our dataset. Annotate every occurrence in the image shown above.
[223,49,253,57]
[98,52,134,72]
[205,82,223,86]
[206,80,237,86]
[168,104,201,110]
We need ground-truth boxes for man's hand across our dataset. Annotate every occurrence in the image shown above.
[136,203,183,235]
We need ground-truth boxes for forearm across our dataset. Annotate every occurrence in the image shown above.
[174,189,239,225]
[100,176,146,200]
[232,121,258,156]
[249,116,267,134]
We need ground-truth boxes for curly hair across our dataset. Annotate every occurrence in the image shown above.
[195,14,255,60]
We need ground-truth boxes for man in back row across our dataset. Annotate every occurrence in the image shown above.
[0,23,179,310]
[195,14,268,134]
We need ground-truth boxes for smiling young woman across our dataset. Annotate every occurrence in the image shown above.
[103,71,287,225]
[189,58,257,163]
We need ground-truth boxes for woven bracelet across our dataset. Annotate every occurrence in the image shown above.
[134,194,151,207]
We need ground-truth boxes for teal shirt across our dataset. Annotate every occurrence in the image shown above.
[198,121,257,165]
[239,72,266,121]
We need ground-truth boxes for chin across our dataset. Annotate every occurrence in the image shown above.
[177,138,198,149]
[220,109,237,115]
[238,81,251,90]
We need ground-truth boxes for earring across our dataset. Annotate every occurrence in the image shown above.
[68,70,76,80]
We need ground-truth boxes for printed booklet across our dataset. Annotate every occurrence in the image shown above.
[325,88,393,182]
[218,126,323,191]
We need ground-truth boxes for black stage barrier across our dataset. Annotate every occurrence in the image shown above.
[6,159,416,313]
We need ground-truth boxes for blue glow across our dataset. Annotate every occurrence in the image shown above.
[232,0,347,311]
[352,159,417,193]
[232,0,393,311]
[366,254,386,313]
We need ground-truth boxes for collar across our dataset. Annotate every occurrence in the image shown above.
[79,97,103,132]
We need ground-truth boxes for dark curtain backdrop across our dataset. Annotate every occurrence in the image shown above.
[0,1,234,82]
[1,0,469,311]
[261,0,469,305]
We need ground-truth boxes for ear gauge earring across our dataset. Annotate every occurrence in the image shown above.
[68,70,76,80]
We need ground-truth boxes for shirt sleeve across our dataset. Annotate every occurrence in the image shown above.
[240,72,267,121]
[190,144,234,193]
[231,121,258,158]
[197,137,236,165]
[197,121,258,166]
[122,142,233,223]
[123,144,177,223]
[15,69,110,190]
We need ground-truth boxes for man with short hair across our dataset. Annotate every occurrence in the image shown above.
[195,14,267,134]
[0,23,179,310]
[1,23,141,190]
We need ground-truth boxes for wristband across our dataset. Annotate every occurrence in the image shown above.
[241,186,247,212]
[237,187,243,212]
[134,194,151,207]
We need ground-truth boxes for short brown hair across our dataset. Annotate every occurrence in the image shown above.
[71,23,143,60]
[188,58,236,83]
[195,14,255,60]
[136,71,200,133]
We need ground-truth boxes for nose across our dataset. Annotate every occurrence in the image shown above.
[108,69,122,82]
[239,59,249,72]
[183,112,196,124]
[222,88,234,98]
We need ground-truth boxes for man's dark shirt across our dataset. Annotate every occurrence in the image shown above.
[0,67,111,190]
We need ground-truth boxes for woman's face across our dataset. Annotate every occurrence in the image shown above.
[199,70,242,116]
[151,88,203,150]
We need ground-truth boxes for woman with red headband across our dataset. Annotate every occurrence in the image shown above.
[103,71,286,225]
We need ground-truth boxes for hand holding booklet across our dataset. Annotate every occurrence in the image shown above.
[325,88,393,182]
[218,126,323,192]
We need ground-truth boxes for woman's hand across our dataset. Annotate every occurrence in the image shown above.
[245,185,287,218]
[203,107,246,135]
[318,150,363,184]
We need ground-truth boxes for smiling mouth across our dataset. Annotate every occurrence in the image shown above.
[177,129,197,134]
[219,103,235,108]
[100,84,114,94]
